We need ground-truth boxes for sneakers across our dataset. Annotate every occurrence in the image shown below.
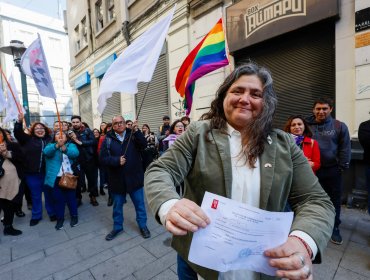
[105,229,123,241]
[70,216,78,227]
[4,225,22,236]
[90,196,99,206]
[55,219,64,230]
[27,202,32,210]
[30,219,41,226]
[330,227,343,245]
[100,189,106,196]
[140,227,151,239]
[49,215,57,222]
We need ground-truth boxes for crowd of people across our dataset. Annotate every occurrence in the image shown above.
[0,110,191,239]
[0,61,366,279]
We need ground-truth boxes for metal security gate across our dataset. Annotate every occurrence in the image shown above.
[102,92,121,123]
[78,85,93,128]
[135,53,169,134]
[234,19,336,129]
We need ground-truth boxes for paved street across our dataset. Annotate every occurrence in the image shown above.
[0,193,369,280]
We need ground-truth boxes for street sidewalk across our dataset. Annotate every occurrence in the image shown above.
[0,193,369,280]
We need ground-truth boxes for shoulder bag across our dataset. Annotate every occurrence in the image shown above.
[58,149,78,190]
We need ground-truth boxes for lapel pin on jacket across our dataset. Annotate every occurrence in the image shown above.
[264,163,272,168]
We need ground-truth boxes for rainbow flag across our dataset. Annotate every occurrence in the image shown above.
[175,18,229,115]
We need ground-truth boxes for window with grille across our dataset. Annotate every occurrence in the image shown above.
[81,17,88,46]
[74,25,80,52]
[49,37,62,53]
[50,67,64,90]
[96,0,104,32]
[106,0,115,22]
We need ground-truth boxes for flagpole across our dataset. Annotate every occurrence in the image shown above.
[54,98,63,137]
[0,67,22,114]
[220,15,234,73]
[123,81,151,157]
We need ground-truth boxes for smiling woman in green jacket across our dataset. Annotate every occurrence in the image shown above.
[144,62,335,280]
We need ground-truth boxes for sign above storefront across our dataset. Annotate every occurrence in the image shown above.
[355,7,370,32]
[75,72,91,89]
[94,53,117,78]
[226,0,339,52]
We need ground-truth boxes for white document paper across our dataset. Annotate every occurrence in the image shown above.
[188,192,294,276]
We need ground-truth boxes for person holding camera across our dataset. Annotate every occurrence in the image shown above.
[69,116,99,206]
[0,127,25,236]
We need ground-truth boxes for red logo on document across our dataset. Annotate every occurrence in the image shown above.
[211,199,219,209]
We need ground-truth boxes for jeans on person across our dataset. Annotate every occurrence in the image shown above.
[25,173,55,219]
[316,166,342,228]
[52,178,78,219]
[111,188,147,231]
[177,254,197,280]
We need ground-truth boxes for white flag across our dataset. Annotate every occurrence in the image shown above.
[0,77,6,112]
[97,5,176,114]
[3,74,23,123]
[20,34,57,99]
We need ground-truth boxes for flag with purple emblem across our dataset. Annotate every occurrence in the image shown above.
[20,34,57,99]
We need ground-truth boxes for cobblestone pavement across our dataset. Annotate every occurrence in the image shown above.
[0,192,369,280]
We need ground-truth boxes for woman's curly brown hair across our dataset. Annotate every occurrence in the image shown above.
[29,122,51,138]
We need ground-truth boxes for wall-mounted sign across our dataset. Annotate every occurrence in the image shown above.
[75,72,91,89]
[94,53,117,78]
[245,0,306,39]
[356,64,370,99]
[355,31,370,48]
[226,0,339,52]
[355,7,370,32]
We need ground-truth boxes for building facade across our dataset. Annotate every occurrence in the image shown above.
[66,0,369,135]
[0,2,72,127]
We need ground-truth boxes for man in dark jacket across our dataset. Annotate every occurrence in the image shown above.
[358,118,370,215]
[306,97,351,245]
[100,115,151,241]
[69,115,99,206]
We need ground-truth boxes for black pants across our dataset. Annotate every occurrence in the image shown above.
[80,160,98,197]
[0,198,16,226]
[316,166,342,228]
[13,180,32,211]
